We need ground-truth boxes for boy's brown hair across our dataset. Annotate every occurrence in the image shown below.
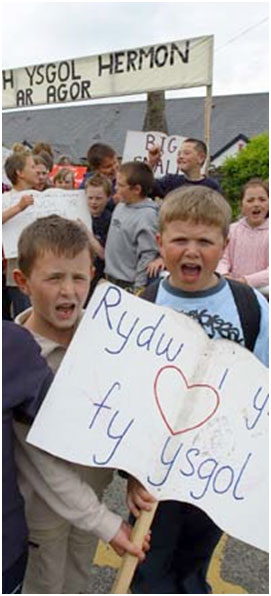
[119,161,154,198]
[87,143,115,170]
[159,186,232,238]
[85,173,112,197]
[4,151,33,185]
[18,215,94,276]
[184,138,207,158]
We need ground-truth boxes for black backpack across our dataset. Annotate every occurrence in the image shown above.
[140,278,261,352]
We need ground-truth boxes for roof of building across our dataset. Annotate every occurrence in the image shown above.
[212,133,249,159]
[2,92,268,163]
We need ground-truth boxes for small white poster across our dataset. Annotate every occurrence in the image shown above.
[122,130,186,178]
[2,188,92,258]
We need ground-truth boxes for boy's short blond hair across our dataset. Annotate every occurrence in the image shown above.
[18,215,94,276]
[85,173,112,197]
[159,186,232,238]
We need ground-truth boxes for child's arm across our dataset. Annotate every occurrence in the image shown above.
[14,420,147,559]
[146,256,165,278]
[216,242,232,275]
[2,194,34,223]
[89,231,105,260]
[77,219,105,259]
[127,475,157,519]
[242,267,269,289]
[135,247,160,289]
[134,212,160,289]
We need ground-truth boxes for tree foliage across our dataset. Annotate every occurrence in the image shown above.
[219,132,269,219]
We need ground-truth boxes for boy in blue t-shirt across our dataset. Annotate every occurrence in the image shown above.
[127,186,268,594]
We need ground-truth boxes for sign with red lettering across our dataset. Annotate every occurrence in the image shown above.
[2,36,213,109]
[27,283,268,553]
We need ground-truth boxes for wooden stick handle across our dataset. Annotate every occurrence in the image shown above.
[111,502,158,594]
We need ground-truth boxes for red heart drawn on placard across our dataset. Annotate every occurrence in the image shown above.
[154,365,220,435]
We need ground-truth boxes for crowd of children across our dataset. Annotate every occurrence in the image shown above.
[2,136,269,594]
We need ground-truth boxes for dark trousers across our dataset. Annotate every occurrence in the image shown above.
[2,550,28,594]
[131,501,222,594]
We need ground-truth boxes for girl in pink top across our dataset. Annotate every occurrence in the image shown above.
[217,178,269,289]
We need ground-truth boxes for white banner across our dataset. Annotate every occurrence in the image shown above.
[2,36,213,109]
[122,130,186,177]
[2,188,92,258]
[2,146,12,185]
[27,283,269,552]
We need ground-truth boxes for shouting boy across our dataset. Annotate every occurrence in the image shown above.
[13,215,148,594]
[127,186,268,594]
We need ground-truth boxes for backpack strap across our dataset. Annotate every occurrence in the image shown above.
[227,279,261,352]
[140,277,260,352]
[139,279,161,303]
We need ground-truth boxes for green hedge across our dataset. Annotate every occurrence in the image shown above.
[219,132,269,219]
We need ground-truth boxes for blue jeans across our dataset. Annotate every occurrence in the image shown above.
[2,550,28,594]
[131,501,222,594]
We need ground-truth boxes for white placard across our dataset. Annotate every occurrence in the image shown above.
[27,283,269,552]
[2,188,92,258]
[2,146,12,185]
[122,130,186,177]
[3,36,213,109]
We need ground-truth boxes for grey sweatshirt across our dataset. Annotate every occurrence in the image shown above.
[105,199,159,289]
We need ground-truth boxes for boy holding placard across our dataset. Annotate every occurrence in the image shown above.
[3,150,39,317]
[12,215,148,594]
[127,186,268,594]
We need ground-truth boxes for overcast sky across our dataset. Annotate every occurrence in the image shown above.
[2,1,269,103]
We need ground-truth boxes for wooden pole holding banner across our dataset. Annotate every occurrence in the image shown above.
[111,502,158,594]
[204,84,213,175]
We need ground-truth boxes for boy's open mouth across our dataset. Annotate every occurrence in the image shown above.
[181,264,201,277]
[56,304,76,318]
